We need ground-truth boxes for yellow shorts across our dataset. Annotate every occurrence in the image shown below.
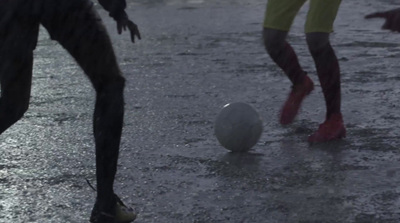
[263,0,341,33]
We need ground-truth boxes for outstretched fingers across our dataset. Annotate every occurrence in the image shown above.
[117,23,122,34]
[127,21,141,43]
[116,20,141,43]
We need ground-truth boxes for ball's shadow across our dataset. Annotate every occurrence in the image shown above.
[220,151,264,170]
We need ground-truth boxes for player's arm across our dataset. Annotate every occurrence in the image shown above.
[98,0,141,42]
[365,8,400,32]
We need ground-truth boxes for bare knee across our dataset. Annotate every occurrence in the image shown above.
[107,75,125,92]
[263,28,288,58]
[93,75,125,123]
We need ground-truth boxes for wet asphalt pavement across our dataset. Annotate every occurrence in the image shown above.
[2,0,400,222]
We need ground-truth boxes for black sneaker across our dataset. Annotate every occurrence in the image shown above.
[89,194,137,223]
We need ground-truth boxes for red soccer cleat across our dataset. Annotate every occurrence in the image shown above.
[280,75,314,125]
[308,113,346,143]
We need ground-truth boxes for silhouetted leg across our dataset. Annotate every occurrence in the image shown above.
[39,0,125,215]
[0,54,34,134]
[0,6,39,134]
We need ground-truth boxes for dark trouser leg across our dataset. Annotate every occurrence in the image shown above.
[306,32,341,119]
[263,28,307,85]
[0,6,38,134]
[39,0,125,210]
[0,53,34,134]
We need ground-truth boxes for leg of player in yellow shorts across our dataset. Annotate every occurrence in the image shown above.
[263,0,346,143]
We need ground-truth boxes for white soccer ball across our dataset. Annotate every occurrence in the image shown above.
[214,102,263,152]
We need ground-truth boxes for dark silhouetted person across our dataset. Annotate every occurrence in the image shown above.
[0,0,140,222]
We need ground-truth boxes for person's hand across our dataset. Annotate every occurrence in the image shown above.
[116,14,141,43]
[365,8,400,32]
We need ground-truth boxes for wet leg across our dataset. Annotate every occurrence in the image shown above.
[263,28,314,125]
[263,28,307,85]
[306,32,345,143]
[306,32,341,119]
[40,0,125,219]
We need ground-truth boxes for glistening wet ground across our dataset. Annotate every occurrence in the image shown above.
[1,0,400,222]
